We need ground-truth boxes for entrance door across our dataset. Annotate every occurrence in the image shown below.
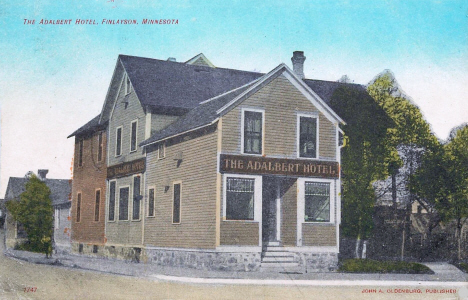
[262,176,280,245]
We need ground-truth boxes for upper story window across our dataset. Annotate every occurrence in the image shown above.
[158,142,165,159]
[78,139,84,167]
[125,74,132,94]
[130,120,138,152]
[242,109,264,155]
[115,126,122,156]
[97,132,103,162]
[298,115,318,158]
[119,186,129,221]
[172,183,181,224]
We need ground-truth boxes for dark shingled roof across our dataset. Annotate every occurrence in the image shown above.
[141,82,256,146]
[68,115,107,138]
[119,55,264,110]
[303,79,367,106]
[4,177,71,206]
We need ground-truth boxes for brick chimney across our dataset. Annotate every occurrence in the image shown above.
[291,51,306,79]
[37,169,48,181]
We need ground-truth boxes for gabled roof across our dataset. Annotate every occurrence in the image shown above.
[99,55,264,123]
[68,115,107,138]
[4,177,71,206]
[185,53,215,68]
[141,64,348,146]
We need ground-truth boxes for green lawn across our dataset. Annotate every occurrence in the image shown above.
[339,259,433,274]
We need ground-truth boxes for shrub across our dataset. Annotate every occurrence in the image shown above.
[339,259,433,274]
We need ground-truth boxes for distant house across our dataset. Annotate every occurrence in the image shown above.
[4,170,72,253]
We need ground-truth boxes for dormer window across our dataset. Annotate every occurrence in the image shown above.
[125,74,132,94]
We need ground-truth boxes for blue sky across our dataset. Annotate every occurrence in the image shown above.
[1,0,467,194]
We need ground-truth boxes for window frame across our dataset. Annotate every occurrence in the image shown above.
[97,132,103,162]
[94,189,101,222]
[172,181,182,224]
[108,180,116,222]
[158,142,166,159]
[296,113,319,159]
[130,120,138,153]
[241,108,265,156]
[125,73,132,95]
[115,126,123,157]
[132,174,142,221]
[76,192,82,223]
[147,186,155,217]
[222,174,262,222]
[118,185,130,221]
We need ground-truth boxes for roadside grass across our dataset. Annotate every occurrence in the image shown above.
[339,259,434,274]
[453,262,468,273]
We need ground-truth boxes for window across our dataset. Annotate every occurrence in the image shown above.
[172,183,181,224]
[148,188,155,217]
[116,127,122,156]
[97,132,103,162]
[125,74,132,94]
[225,177,255,220]
[108,181,116,221]
[242,110,263,154]
[298,115,318,158]
[78,139,84,167]
[119,187,129,220]
[132,175,141,220]
[304,182,330,222]
[158,142,165,159]
[130,120,137,152]
[76,193,82,222]
[95,190,101,222]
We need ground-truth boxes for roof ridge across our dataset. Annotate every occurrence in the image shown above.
[199,79,261,105]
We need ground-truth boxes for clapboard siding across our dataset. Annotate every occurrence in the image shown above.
[281,178,297,246]
[220,222,259,245]
[144,127,218,249]
[222,75,337,159]
[105,174,143,246]
[151,114,179,135]
[108,71,146,167]
[302,224,337,246]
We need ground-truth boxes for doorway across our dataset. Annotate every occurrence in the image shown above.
[262,176,281,246]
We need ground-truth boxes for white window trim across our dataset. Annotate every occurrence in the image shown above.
[94,188,101,222]
[172,181,182,224]
[241,107,265,156]
[222,174,262,246]
[131,174,142,221]
[118,185,130,221]
[158,142,166,159]
[115,126,123,157]
[147,186,156,217]
[125,73,132,95]
[130,119,138,153]
[107,180,117,222]
[297,177,335,246]
[297,113,320,160]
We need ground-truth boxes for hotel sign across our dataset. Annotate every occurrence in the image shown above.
[219,154,339,178]
[107,158,145,179]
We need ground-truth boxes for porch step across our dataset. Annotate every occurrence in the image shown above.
[261,245,300,271]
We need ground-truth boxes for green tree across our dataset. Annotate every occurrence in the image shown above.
[330,85,393,257]
[413,124,468,261]
[5,174,53,257]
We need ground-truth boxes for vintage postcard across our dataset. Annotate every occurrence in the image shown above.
[1,1,467,299]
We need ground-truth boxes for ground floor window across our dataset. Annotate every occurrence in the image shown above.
[304,182,330,222]
[119,187,129,220]
[132,175,141,220]
[172,183,181,224]
[76,193,82,222]
[109,181,116,221]
[148,188,155,217]
[226,177,255,220]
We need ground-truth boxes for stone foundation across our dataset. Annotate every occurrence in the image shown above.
[71,242,143,262]
[144,248,262,272]
[298,252,338,272]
